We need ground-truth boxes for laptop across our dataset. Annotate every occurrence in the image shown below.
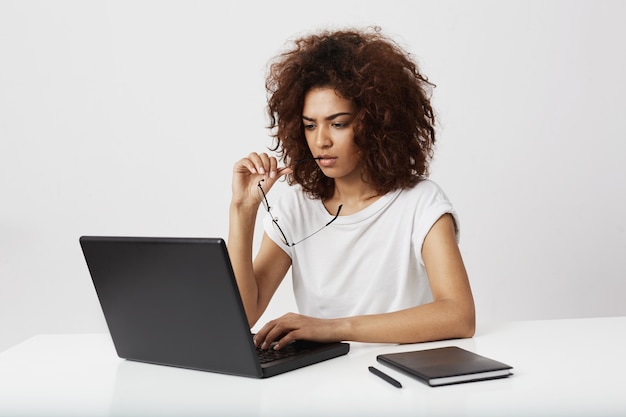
[79,236,350,378]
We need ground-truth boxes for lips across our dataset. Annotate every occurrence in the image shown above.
[316,156,337,167]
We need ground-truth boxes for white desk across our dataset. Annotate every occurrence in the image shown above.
[1,317,624,417]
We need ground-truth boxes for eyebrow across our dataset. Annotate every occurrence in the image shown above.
[302,112,353,122]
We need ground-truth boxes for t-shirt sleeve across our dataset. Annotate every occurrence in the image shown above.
[262,194,295,257]
[412,181,460,266]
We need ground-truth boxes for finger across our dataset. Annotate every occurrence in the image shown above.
[245,152,265,173]
[256,153,273,176]
[266,313,304,349]
[260,323,286,349]
[268,157,279,178]
[234,157,259,175]
[277,166,293,176]
[273,330,300,350]
[253,321,273,348]
[256,318,293,349]
[247,153,282,178]
[257,166,292,198]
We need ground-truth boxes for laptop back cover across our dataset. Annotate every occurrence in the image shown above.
[80,236,263,377]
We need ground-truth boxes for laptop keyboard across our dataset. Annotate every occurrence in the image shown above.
[256,342,311,364]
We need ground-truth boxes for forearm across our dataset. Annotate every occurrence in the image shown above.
[228,153,290,328]
[337,298,475,344]
[254,297,475,350]
[227,202,262,326]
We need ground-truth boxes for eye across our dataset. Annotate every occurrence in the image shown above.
[303,122,316,130]
[332,121,349,129]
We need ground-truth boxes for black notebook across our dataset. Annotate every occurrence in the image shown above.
[377,346,513,387]
[80,236,349,378]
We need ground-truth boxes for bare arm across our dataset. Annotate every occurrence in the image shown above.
[227,153,292,327]
[253,213,475,349]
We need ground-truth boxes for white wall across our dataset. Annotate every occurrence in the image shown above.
[1,0,625,351]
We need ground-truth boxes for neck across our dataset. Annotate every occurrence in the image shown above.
[327,178,380,216]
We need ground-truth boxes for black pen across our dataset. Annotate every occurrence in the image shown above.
[368,366,402,388]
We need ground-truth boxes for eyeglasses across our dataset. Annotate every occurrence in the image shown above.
[258,179,342,247]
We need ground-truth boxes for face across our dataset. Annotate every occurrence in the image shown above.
[302,87,362,182]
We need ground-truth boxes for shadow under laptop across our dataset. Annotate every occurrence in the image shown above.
[109,359,265,416]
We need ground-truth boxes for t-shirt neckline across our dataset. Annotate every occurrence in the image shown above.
[316,188,403,225]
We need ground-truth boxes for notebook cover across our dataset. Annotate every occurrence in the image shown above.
[377,346,513,386]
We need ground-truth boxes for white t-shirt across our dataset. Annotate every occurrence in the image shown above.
[262,179,459,319]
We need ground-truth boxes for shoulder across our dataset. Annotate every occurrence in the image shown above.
[398,179,453,205]
[399,179,460,240]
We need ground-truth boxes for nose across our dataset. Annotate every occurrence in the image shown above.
[313,125,331,149]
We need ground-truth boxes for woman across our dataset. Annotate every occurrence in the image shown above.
[228,27,475,350]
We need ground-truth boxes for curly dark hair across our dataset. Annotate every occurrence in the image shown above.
[265,26,436,200]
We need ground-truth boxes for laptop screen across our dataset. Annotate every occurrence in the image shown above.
[80,236,263,377]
